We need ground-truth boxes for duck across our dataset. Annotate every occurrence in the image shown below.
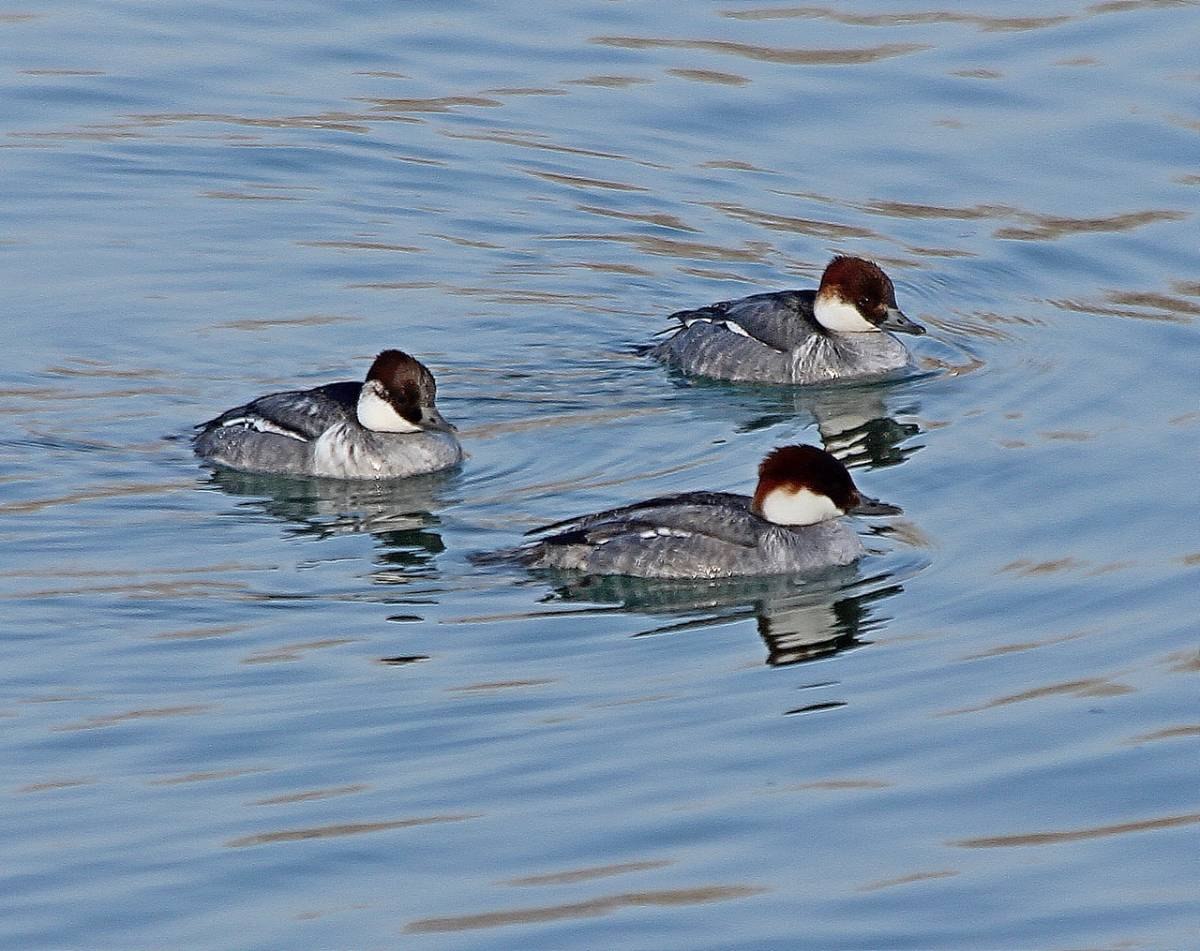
[649,256,924,384]
[193,349,462,479]
[518,444,897,579]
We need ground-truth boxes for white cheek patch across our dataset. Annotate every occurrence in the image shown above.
[356,386,421,433]
[814,294,878,333]
[759,487,842,526]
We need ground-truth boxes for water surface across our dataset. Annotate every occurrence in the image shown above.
[2,2,1197,948]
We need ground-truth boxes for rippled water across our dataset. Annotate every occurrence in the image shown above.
[2,2,1198,948]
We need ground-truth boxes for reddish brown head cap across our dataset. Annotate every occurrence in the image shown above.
[816,256,924,335]
[751,444,861,517]
[819,257,896,319]
[364,350,451,430]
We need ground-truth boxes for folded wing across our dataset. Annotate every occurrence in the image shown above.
[196,381,360,442]
[530,492,761,549]
[664,290,820,353]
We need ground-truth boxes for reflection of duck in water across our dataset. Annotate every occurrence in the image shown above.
[650,257,925,385]
[194,350,462,479]
[666,375,923,471]
[539,564,909,668]
[515,445,899,579]
[804,384,921,471]
[200,466,454,572]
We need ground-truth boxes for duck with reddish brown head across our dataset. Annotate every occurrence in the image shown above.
[517,444,898,579]
[194,350,462,479]
[650,256,925,384]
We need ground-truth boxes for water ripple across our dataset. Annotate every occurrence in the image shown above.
[953,812,1200,849]
[591,35,930,65]
[227,813,479,848]
[405,885,769,933]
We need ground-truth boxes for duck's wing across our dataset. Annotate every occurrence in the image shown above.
[529,492,762,549]
[663,290,820,352]
[195,382,360,443]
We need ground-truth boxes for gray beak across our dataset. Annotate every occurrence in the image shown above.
[421,406,457,433]
[851,493,902,516]
[880,307,925,336]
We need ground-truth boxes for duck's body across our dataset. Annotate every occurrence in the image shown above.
[649,257,924,385]
[194,350,462,480]
[525,490,865,579]
[520,445,896,580]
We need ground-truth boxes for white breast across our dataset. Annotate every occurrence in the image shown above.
[313,422,379,478]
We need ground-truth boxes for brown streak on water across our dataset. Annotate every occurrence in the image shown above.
[667,68,750,86]
[16,778,95,793]
[528,170,649,192]
[501,860,674,887]
[590,35,929,65]
[721,8,1071,32]
[252,784,371,806]
[202,191,304,202]
[1051,292,1197,323]
[700,159,772,172]
[706,201,878,239]
[148,768,269,786]
[215,313,355,331]
[861,199,1014,220]
[995,209,1187,240]
[447,679,556,693]
[298,240,425,253]
[55,705,212,732]
[562,74,654,88]
[136,111,375,132]
[785,778,891,791]
[227,813,478,848]
[940,677,1135,716]
[442,127,639,163]
[857,869,959,892]
[576,204,700,232]
[959,629,1088,660]
[2,580,256,601]
[482,87,567,97]
[1166,649,1200,673]
[549,231,772,263]
[365,95,502,113]
[1123,724,1200,746]
[428,233,503,249]
[242,639,358,664]
[952,812,1200,848]
[1000,557,1084,575]
[404,885,768,932]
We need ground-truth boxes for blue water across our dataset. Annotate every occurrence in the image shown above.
[2,2,1197,948]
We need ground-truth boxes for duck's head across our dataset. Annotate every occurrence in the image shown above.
[356,349,455,433]
[813,256,925,337]
[750,444,898,525]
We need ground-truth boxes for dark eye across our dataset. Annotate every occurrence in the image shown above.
[858,297,871,308]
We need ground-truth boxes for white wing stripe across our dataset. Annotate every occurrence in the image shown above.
[219,415,308,442]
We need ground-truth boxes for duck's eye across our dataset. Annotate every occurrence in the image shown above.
[858,297,871,309]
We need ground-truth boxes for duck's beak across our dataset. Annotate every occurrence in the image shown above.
[880,307,925,336]
[420,406,457,433]
[850,493,902,516]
